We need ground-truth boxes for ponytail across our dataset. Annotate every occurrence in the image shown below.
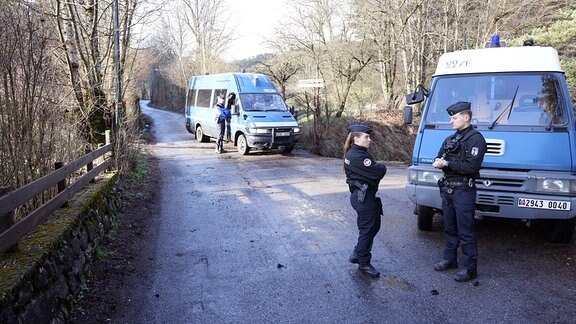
[343,132,357,158]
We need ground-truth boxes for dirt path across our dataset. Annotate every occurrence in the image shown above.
[68,129,161,323]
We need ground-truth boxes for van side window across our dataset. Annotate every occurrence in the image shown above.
[197,89,212,108]
[187,89,197,108]
[212,89,228,105]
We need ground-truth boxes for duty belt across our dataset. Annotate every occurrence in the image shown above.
[445,181,466,187]
[443,178,474,188]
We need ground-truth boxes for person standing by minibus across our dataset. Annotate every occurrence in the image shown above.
[432,101,487,282]
[213,95,230,153]
[343,123,387,278]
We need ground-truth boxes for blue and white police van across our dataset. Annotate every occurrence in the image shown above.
[404,37,576,243]
[185,72,301,154]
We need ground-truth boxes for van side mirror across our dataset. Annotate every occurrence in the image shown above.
[405,91,424,105]
[405,84,429,105]
[404,106,413,124]
[289,106,298,119]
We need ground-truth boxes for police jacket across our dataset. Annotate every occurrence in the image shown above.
[436,126,487,181]
[344,144,387,191]
[213,104,231,124]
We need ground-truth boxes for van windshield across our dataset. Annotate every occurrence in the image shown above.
[424,73,567,127]
[240,93,288,112]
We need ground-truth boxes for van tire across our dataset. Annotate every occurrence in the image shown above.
[237,134,250,155]
[417,205,435,231]
[541,218,575,243]
[196,126,208,143]
[281,145,294,154]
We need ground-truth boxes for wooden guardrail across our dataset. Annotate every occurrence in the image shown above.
[0,142,114,254]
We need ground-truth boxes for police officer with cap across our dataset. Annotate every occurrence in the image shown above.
[213,95,230,153]
[432,101,487,282]
[343,122,387,278]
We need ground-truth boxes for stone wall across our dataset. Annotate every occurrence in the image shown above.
[0,172,121,323]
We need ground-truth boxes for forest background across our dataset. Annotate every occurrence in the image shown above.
[1,0,576,211]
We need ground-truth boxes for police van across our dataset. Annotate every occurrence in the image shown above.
[404,37,576,243]
[185,72,301,154]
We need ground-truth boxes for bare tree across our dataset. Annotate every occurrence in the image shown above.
[0,1,81,216]
[353,0,564,111]
[179,0,233,74]
[252,52,302,99]
[275,0,375,121]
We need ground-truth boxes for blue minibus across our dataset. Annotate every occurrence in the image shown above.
[185,73,301,154]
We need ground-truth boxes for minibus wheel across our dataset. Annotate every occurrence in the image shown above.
[237,134,250,155]
[416,205,435,231]
[541,218,575,243]
[196,126,208,143]
[281,145,294,154]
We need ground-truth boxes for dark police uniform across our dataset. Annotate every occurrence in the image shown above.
[214,99,231,153]
[344,123,387,277]
[435,101,487,281]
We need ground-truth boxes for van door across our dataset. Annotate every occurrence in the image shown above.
[194,88,213,138]
[210,89,228,136]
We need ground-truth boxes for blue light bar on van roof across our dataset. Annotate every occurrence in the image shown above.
[490,34,500,48]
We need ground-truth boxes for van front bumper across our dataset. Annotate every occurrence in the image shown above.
[245,133,301,149]
[406,183,576,220]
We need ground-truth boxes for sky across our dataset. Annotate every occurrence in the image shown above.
[223,0,290,61]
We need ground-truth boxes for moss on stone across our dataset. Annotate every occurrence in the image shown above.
[0,172,119,308]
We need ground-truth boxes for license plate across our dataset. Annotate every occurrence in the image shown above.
[276,132,290,136]
[518,198,571,211]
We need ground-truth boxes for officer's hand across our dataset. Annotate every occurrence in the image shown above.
[432,158,446,169]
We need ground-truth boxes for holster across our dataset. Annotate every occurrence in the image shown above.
[437,177,447,194]
[353,181,368,203]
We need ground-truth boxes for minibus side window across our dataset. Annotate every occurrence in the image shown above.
[187,89,197,108]
[212,89,228,105]
[197,89,212,108]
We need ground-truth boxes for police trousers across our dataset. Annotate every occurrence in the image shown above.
[440,185,478,271]
[216,122,225,149]
[350,190,381,265]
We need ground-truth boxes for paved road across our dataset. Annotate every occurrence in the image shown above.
[114,103,575,323]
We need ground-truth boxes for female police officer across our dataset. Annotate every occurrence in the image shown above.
[432,101,487,282]
[343,123,387,278]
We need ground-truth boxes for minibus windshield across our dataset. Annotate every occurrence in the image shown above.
[424,73,567,127]
[240,93,288,112]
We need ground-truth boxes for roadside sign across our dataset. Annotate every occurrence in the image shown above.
[298,79,325,88]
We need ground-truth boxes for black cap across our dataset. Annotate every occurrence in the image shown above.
[446,101,471,116]
[348,122,372,134]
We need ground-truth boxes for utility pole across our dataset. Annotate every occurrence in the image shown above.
[114,0,122,129]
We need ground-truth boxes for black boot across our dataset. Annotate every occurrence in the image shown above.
[348,252,359,264]
[358,264,380,278]
[434,260,458,271]
[453,269,477,282]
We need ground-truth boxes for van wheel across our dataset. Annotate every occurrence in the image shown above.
[196,126,208,143]
[541,218,575,243]
[417,205,435,231]
[237,134,250,155]
[281,145,294,154]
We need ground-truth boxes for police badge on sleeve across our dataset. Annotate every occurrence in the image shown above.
[363,158,372,167]
[471,147,479,156]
